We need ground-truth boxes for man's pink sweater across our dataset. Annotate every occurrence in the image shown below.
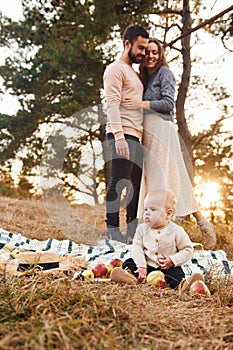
[103,59,144,141]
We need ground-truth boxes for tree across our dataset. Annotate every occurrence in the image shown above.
[0,0,108,201]
[0,0,232,214]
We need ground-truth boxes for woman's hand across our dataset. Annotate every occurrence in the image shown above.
[125,97,141,107]
[125,98,150,110]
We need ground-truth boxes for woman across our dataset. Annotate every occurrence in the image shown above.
[126,39,216,250]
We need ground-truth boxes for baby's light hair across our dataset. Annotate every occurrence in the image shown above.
[145,189,177,211]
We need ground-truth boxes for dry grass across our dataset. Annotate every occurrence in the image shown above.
[0,196,105,244]
[0,196,233,350]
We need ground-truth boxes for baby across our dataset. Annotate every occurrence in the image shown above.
[111,190,207,292]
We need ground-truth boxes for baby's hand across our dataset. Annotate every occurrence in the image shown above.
[158,254,174,270]
[136,267,147,282]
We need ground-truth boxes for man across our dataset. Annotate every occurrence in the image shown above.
[103,24,149,242]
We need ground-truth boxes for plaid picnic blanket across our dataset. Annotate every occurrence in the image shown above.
[0,228,232,278]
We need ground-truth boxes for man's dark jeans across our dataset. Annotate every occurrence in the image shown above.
[106,133,143,228]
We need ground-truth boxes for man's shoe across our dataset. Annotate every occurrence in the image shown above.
[200,221,217,250]
[106,227,127,243]
[178,272,204,295]
[110,267,137,285]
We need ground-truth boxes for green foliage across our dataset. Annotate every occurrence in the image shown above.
[0,174,33,199]
[0,0,232,214]
[0,0,108,202]
[0,175,16,197]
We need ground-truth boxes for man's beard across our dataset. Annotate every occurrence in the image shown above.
[128,47,143,64]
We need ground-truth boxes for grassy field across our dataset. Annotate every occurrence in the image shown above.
[0,196,233,350]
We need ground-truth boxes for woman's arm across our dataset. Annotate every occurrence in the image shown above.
[144,67,176,113]
[125,67,175,113]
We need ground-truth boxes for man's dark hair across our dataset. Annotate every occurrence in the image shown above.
[123,24,149,45]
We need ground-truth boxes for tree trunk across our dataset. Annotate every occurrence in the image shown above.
[97,105,110,190]
[175,0,194,181]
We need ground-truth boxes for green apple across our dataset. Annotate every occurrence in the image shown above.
[81,269,95,281]
[146,270,165,287]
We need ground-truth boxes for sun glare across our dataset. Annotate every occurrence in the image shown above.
[195,180,221,210]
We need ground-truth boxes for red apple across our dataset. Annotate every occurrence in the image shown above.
[109,258,123,268]
[146,270,165,288]
[92,263,108,278]
[108,258,123,269]
[107,258,123,275]
[189,280,211,296]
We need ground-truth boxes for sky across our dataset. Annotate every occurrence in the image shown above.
[0,0,232,119]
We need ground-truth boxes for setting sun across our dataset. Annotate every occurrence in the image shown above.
[195,180,221,210]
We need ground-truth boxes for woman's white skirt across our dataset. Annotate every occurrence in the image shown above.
[137,113,200,218]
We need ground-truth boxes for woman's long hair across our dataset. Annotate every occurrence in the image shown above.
[139,39,169,89]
